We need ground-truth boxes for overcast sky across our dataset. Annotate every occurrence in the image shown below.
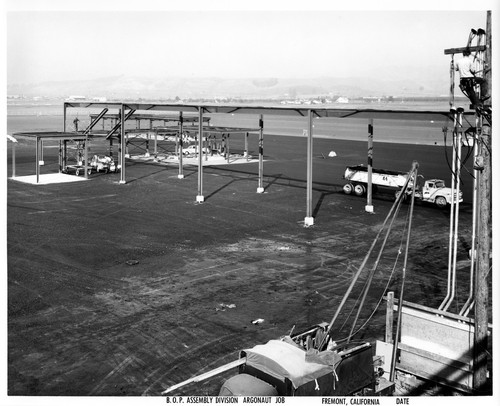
[4,1,495,84]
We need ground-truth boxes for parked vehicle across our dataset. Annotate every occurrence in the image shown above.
[342,165,462,208]
[217,324,376,396]
[163,323,379,397]
[182,145,211,155]
[90,154,117,173]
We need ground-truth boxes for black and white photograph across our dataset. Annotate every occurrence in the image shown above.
[2,1,498,405]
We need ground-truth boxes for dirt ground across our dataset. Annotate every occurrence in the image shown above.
[6,134,489,396]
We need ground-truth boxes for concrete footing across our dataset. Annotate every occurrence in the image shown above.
[304,217,314,226]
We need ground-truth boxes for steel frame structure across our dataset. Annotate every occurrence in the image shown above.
[11,131,91,183]
[63,101,469,225]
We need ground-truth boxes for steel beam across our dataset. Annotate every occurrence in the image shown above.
[83,108,108,135]
[65,102,470,122]
[106,109,136,140]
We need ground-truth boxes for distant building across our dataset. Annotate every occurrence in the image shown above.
[92,97,107,102]
[362,96,382,103]
[336,97,349,103]
[66,95,86,101]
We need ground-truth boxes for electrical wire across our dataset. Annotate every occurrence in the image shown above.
[342,206,411,343]
[317,175,415,351]
[334,188,412,344]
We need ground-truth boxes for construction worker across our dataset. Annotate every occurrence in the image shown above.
[455,49,482,108]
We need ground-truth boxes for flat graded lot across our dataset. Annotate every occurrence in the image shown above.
[7,134,487,396]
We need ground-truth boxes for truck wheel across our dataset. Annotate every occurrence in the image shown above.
[354,184,365,196]
[435,196,447,208]
[343,183,353,194]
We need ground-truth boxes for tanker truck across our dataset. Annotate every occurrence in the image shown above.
[342,165,462,208]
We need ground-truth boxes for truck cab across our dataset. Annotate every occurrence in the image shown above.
[416,179,463,208]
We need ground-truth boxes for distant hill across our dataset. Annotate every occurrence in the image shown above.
[7,69,449,100]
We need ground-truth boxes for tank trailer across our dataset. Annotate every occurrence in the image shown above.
[342,165,462,208]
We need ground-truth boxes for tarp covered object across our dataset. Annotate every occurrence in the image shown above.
[241,340,332,389]
[219,374,278,396]
[239,339,375,396]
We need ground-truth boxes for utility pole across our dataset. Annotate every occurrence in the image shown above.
[473,10,491,394]
[443,11,491,393]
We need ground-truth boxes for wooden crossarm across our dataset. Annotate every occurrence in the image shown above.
[444,45,486,55]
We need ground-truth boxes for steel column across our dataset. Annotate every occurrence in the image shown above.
[109,138,113,161]
[154,131,158,161]
[205,132,208,162]
[145,119,151,157]
[174,123,178,157]
[125,132,129,157]
[84,134,89,179]
[35,136,40,184]
[178,112,184,178]
[244,132,248,158]
[119,104,126,184]
[257,114,264,193]
[366,119,374,212]
[39,140,44,166]
[63,103,67,132]
[58,141,63,173]
[304,110,314,226]
[196,108,204,202]
[63,140,67,170]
